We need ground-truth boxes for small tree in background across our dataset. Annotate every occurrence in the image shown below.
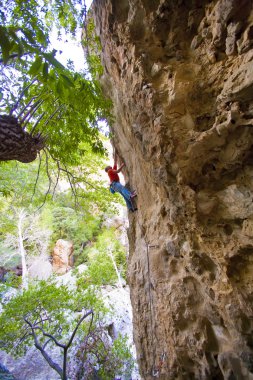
[82,228,127,287]
[0,278,133,380]
[70,329,133,380]
[1,208,51,288]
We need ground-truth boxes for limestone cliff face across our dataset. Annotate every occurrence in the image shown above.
[93,1,253,378]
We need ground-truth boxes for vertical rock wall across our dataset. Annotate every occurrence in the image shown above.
[93,1,253,378]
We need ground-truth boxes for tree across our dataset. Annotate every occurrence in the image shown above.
[0,134,118,210]
[50,204,101,258]
[82,227,127,286]
[0,279,133,380]
[71,330,134,379]
[0,115,45,163]
[0,160,49,204]
[0,150,123,282]
[0,0,112,189]
[1,208,51,288]
[0,279,102,379]
[0,160,53,286]
[24,306,93,380]
[0,65,110,166]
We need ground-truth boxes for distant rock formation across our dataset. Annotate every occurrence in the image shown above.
[93,0,253,378]
[52,239,74,275]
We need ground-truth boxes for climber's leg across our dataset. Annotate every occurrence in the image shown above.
[122,194,135,211]
[112,182,136,211]
[112,182,135,201]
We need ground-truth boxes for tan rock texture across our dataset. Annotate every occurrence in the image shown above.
[93,0,253,379]
[52,239,73,275]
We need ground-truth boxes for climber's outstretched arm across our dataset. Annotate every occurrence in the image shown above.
[113,152,118,170]
[115,162,125,173]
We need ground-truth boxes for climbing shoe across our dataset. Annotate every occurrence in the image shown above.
[130,191,137,198]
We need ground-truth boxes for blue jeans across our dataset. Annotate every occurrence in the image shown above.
[111,181,134,210]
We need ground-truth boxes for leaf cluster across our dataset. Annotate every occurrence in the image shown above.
[71,331,134,380]
[79,227,127,285]
[0,278,105,356]
[82,13,104,79]
[0,0,81,65]
[50,204,101,259]
[0,276,134,379]
[0,0,113,188]
[0,160,48,206]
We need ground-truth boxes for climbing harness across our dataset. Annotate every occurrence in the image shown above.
[109,184,115,194]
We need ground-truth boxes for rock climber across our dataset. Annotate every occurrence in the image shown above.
[105,154,137,211]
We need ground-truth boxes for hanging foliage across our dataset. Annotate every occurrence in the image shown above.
[0,0,111,157]
[0,0,112,201]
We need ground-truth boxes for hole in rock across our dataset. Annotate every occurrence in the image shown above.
[107,323,116,339]
[112,0,130,23]
[190,252,217,280]
[209,288,215,300]
[227,246,253,300]
[195,113,215,132]
[201,162,217,176]
[248,25,253,39]
[223,224,233,235]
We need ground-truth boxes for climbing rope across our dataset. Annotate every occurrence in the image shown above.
[136,218,161,377]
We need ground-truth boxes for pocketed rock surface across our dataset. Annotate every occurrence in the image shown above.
[93,0,253,378]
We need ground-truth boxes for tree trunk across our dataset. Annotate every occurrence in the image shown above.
[108,247,123,289]
[17,209,29,289]
[62,347,68,380]
[0,115,44,163]
[33,340,63,379]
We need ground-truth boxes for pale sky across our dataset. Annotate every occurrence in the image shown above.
[86,0,93,9]
[53,0,93,72]
[52,0,109,134]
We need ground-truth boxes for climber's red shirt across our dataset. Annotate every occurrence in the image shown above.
[108,163,120,183]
